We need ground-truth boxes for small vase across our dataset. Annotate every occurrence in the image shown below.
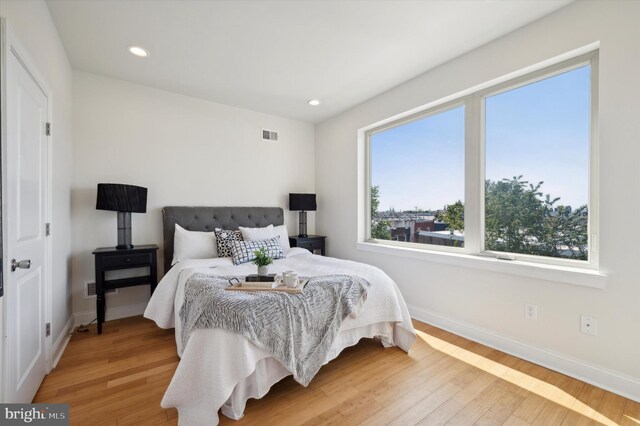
[257,265,269,276]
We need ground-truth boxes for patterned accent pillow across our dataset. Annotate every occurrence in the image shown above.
[214,228,244,258]
[229,236,284,265]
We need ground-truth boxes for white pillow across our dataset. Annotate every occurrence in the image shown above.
[172,224,217,265]
[239,224,274,241]
[239,224,290,251]
[274,225,291,250]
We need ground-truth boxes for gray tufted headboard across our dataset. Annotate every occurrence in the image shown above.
[162,206,284,274]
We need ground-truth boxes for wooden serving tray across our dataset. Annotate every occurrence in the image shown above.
[226,279,309,294]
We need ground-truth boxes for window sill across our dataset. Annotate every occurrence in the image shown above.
[356,241,606,289]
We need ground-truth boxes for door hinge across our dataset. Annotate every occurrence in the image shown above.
[46,122,51,136]
[46,323,51,337]
[46,223,51,236]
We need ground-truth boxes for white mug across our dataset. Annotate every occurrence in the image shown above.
[283,272,298,288]
[282,270,294,283]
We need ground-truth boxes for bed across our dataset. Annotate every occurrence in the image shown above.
[144,206,416,425]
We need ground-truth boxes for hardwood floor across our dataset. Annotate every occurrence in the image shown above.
[34,316,639,425]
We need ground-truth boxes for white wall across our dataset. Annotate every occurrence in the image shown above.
[316,0,640,399]
[0,0,74,383]
[71,71,315,318]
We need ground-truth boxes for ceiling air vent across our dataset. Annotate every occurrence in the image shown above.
[262,129,279,142]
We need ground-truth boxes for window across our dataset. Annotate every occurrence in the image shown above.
[364,51,598,269]
[484,66,591,261]
[370,104,465,249]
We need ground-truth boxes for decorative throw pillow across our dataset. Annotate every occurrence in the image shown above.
[273,225,291,251]
[214,228,244,258]
[229,236,284,265]
[172,224,217,265]
[239,224,274,241]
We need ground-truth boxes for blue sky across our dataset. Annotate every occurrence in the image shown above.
[371,65,590,211]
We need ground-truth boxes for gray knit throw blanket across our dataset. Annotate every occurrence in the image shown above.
[179,274,369,386]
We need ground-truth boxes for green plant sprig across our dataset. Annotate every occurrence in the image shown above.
[252,247,273,267]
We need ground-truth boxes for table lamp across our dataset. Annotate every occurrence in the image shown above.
[289,193,316,238]
[96,183,147,249]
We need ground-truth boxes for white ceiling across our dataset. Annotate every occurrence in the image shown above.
[46,0,571,123]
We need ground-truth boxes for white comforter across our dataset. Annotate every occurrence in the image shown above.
[144,248,415,425]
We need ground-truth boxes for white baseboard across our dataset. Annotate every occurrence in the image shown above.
[51,315,73,370]
[73,302,148,327]
[408,304,640,403]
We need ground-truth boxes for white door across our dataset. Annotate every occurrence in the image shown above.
[4,46,49,403]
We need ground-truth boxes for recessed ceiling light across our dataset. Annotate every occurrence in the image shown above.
[307,99,321,106]
[128,46,149,58]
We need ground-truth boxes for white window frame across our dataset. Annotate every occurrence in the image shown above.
[478,52,599,270]
[359,49,601,284]
[365,98,468,256]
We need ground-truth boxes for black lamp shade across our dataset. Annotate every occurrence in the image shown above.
[96,183,147,213]
[289,193,317,211]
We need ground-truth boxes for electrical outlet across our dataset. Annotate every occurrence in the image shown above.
[581,315,597,336]
[525,303,538,320]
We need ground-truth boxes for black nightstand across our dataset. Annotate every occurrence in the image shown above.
[92,244,158,334]
[289,235,326,256]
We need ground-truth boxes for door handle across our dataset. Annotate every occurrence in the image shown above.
[11,259,31,272]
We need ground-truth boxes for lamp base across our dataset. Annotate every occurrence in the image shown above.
[298,211,308,238]
[116,211,133,250]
